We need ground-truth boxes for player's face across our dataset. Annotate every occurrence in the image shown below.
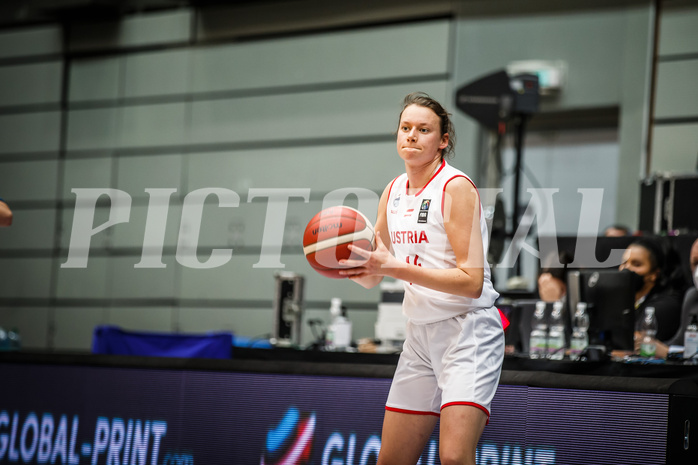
[396,104,448,163]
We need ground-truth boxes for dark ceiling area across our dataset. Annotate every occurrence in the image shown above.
[0,0,265,27]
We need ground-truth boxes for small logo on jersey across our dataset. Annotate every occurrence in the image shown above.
[418,199,431,223]
[393,195,401,208]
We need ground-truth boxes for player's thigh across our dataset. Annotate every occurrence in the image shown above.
[438,404,487,465]
[377,410,438,465]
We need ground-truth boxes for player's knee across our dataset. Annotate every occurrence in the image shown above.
[439,448,475,465]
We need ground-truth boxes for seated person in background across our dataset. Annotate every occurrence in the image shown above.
[537,251,573,303]
[604,224,632,237]
[664,238,698,350]
[619,236,686,357]
[0,198,12,227]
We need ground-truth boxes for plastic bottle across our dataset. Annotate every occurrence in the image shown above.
[7,328,21,351]
[547,301,566,360]
[569,302,590,361]
[529,301,548,359]
[326,298,352,350]
[0,327,8,351]
[639,306,658,358]
[683,314,698,361]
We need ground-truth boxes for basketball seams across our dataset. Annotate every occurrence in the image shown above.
[302,224,374,255]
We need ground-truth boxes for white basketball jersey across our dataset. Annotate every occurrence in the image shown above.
[386,160,499,324]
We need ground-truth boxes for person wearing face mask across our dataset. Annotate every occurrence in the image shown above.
[664,238,698,350]
[619,237,685,354]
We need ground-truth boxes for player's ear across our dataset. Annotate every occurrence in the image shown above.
[439,133,449,150]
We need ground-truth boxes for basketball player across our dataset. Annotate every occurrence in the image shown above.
[340,92,504,465]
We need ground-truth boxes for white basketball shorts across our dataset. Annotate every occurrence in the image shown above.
[385,306,505,421]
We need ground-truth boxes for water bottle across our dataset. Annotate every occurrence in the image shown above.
[7,328,21,351]
[529,301,548,359]
[639,306,658,358]
[683,314,698,361]
[326,298,352,350]
[570,302,590,361]
[547,301,566,360]
[0,327,8,351]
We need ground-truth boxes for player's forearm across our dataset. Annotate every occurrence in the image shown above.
[386,264,483,299]
[349,275,383,289]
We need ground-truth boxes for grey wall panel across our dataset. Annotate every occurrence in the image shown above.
[69,57,121,103]
[0,111,61,154]
[178,253,379,302]
[0,26,62,59]
[0,306,49,349]
[189,81,448,146]
[0,258,53,298]
[0,208,57,250]
[0,61,63,107]
[69,10,192,52]
[119,102,187,148]
[455,8,627,111]
[116,154,183,197]
[191,20,449,94]
[196,0,453,42]
[62,158,114,200]
[53,307,105,350]
[60,206,119,251]
[659,5,698,56]
[192,198,379,250]
[66,107,119,151]
[0,160,59,201]
[108,256,178,299]
[110,203,182,250]
[56,257,109,298]
[107,306,174,332]
[650,123,698,173]
[185,142,402,192]
[654,59,698,119]
[67,104,187,151]
[124,49,191,98]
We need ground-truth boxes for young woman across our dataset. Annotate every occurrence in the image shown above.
[340,92,504,465]
[620,236,686,354]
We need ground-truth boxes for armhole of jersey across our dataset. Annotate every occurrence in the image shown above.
[442,175,481,219]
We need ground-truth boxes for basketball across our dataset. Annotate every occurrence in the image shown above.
[302,206,375,279]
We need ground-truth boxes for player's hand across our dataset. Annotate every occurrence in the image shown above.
[338,231,400,278]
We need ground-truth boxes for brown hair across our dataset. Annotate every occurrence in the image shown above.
[398,92,456,159]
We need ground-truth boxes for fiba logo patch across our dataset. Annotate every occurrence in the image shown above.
[261,407,316,465]
[393,195,401,208]
[418,199,431,224]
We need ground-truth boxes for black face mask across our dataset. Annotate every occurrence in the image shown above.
[620,268,645,292]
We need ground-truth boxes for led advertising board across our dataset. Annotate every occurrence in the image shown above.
[0,363,669,464]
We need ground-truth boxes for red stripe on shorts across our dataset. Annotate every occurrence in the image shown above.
[385,406,440,417]
[441,402,491,424]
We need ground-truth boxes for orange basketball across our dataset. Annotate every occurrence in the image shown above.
[302,206,375,279]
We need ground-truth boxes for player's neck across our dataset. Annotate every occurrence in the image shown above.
[405,157,442,194]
